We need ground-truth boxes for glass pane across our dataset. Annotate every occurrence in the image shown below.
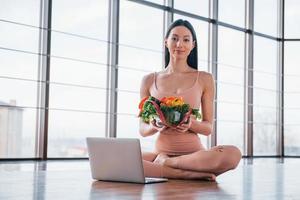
[51,32,107,63]
[117,92,139,115]
[52,0,108,40]
[0,108,37,158]
[285,76,300,93]
[217,27,244,151]
[218,65,244,84]
[48,110,106,157]
[254,36,278,74]
[218,102,244,123]
[217,27,244,104]
[174,15,209,70]
[284,42,300,76]
[119,46,162,71]
[48,0,109,158]
[119,1,163,71]
[0,79,38,108]
[253,73,277,90]
[0,21,39,53]
[218,26,244,67]
[285,109,300,125]
[0,0,40,25]
[217,84,244,150]
[118,69,146,92]
[50,57,107,88]
[120,1,163,50]
[51,0,108,63]
[217,101,243,151]
[117,114,139,139]
[253,89,277,156]
[253,107,277,128]
[285,125,300,155]
[253,36,278,154]
[0,1,40,159]
[254,0,279,37]
[217,84,244,104]
[284,42,300,156]
[285,93,300,108]
[285,0,300,38]
[253,89,277,107]
[253,124,277,155]
[219,0,245,27]
[0,48,39,80]
[174,0,209,18]
[217,122,243,153]
[0,79,38,158]
[253,69,277,157]
[49,84,106,112]
[117,114,158,152]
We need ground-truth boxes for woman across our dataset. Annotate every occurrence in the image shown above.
[139,19,242,181]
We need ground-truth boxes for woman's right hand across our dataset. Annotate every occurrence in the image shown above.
[150,119,168,132]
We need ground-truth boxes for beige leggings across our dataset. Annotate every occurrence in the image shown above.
[142,152,163,177]
[143,145,242,178]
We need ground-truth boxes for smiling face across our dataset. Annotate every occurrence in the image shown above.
[165,26,195,61]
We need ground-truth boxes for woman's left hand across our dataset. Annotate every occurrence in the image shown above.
[175,115,196,133]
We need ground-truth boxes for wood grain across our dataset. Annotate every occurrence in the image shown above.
[0,158,299,200]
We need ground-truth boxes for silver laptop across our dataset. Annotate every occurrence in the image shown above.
[86,137,168,184]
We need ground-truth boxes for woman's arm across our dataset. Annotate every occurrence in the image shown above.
[139,73,168,137]
[176,73,215,136]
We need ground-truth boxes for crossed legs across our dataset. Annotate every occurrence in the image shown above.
[162,145,242,176]
[142,145,242,180]
[142,152,216,180]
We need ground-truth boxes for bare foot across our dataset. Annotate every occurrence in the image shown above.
[153,153,169,165]
[162,165,216,181]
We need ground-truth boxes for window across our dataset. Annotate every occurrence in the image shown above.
[219,0,245,28]
[0,0,40,25]
[217,26,245,152]
[0,0,293,159]
[174,0,209,18]
[253,36,278,156]
[285,0,300,38]
[284,42,300,156]
[254,0,279,37]
[117,0,164,152]
[0,79,39,158]
[48,0,108,157]
[0,0,40,158]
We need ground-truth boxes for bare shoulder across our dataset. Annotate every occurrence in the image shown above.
[198,71,214,86]
[140,72,155,97]
[141,72,155,89]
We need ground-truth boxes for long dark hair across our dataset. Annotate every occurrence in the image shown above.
[164,19,198,70]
